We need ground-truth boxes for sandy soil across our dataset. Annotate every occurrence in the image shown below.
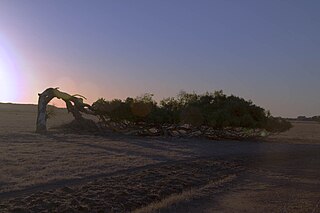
[0,103,319,212]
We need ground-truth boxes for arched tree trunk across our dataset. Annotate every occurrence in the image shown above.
[36,88,93,133]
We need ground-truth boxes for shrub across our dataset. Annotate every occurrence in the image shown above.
[265,116,292,132]
[92,91,292,132]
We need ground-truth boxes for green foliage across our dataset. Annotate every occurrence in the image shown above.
[92,91,292,132]
[265,116,293,132]
[92,98,132,122]
[92,94,157,123]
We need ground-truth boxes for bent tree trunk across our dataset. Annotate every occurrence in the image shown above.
[36,88,93,133]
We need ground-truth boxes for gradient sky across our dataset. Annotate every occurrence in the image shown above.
[0,0,319,117]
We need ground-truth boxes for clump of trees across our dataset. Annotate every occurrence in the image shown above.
[92,91,291,133]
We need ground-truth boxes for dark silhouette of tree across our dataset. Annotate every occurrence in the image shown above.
[36,88,94,133]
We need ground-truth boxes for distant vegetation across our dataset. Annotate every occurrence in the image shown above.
[293,116,320,123]
[92,91,292,133]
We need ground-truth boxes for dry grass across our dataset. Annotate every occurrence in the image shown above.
[0,158,242,212]
[134,174,237,213]
[0,103,319,212]
[0,104,196,194]
[266,120,320,144]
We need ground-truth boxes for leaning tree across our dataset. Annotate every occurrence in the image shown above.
[36,88,95,133]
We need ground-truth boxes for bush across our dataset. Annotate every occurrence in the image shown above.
[265,116,292,132]
[92,91,292,132]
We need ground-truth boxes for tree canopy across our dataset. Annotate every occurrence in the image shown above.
[92,90,292,132]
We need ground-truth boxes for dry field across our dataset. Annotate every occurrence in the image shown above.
[266,120,320,144]
[0,103,319,212]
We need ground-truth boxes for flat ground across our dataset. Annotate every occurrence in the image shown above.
[0,103,319,212]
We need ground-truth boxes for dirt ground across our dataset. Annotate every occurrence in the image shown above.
[0,103,319,212]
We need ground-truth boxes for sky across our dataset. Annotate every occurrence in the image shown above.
[0,0,319,117]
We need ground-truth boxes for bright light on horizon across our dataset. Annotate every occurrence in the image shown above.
[0,58,12,102]
[0,43,20,103]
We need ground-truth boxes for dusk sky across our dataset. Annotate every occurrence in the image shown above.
[0,0,319,117]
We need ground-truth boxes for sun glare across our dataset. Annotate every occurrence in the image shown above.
[0,58,9,102]
[0,46,18,103]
